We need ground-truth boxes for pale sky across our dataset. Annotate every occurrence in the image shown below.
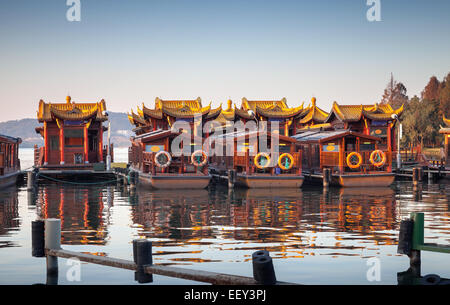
[1,0,449,121]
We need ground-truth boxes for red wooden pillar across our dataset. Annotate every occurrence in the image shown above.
[387,125,392,152]
[98,127,104,163]
[44,121,49,165]
[59,126,65,164]
[339,138,344,174]
[84,126,89,163]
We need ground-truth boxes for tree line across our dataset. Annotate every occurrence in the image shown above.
[380,72,450,148]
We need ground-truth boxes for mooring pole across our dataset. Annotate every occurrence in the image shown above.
[409,212,424,268]
[133,239,153,283]
[412,167,419,187]
[323,168,331,189]
[27,171,35,191]
[31,220,45,257]
[252,250,277,285]
[228,169,236,189]
[45,219,61,276]
[130,171,137,189]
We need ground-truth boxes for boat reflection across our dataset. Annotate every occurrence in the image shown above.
[127,185,400,258]
[0,187,19,248]
[36,184,112,245]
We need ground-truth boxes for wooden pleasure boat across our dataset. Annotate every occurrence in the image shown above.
[128,129,211,189]
[293,130,395,187]
[209,130,304,188]
[0,134,21,188]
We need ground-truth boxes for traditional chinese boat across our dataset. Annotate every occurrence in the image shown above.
[0,134,21,188]
[128,129,211,189]
[293,129,394,187]
[209,130,304,188]
[34,96,114,175]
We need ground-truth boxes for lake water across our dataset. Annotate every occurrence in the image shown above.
[0,148,449,285]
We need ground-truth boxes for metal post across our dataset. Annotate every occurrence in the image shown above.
[409,212,424,267]
[106,121,111,171]
[133,239,153,283]
[45,219,61,276]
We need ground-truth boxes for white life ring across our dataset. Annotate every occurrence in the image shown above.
[154,151,172,168]
[191,150,208,167]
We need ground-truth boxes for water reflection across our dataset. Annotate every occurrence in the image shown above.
[124,185,402,262]
[0,187,19,248]
[28,181,450,267]
[35,184,112,245]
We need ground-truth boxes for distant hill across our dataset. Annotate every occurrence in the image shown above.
[0,112,133,148]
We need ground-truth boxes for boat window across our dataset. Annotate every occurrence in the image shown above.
[360,141,375,151]
[65,129,84,147]
[345,138,357,152]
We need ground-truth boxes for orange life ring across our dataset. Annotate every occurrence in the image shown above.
[278,153,294,170]
[191,150,208,167]
[154,151,172,168]
[369,150,386,167]
[346,152,362,169]
[254,152,271,169]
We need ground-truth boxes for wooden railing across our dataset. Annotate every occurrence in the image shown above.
[343,150,392,173]
[232,151,302,175]
[131,150,208,175]
[34,145,44,167]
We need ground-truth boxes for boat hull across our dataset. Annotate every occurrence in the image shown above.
[138,172,211,189]
[335,173,395,187]
[236,173,304,188]
[0,171,20,189]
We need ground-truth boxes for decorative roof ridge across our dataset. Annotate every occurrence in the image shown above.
[443,115,450,127]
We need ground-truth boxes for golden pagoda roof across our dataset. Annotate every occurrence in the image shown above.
[205,105,223,120]
[241,97,288,112]
[325,101,404,123]
[255,103,304,118]
[132,97,221,126]
[37,96,108,122]
[443,115,450,127]
[155,97,203,110]
[234,106,255,120]
[215,100,238,124]
[128,110,147,126]
[297,97,329,124]
[141,104,164,119]
[240,97,303,119]
[361,103,404,120]
[440,115,450,134]
[161,103,212,119]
